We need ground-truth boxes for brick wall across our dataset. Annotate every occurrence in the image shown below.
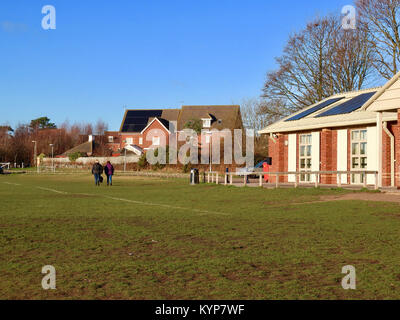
[267,123,397,187]
[268,133,287,183]
[320,129,337,184]
[142,120,170,149]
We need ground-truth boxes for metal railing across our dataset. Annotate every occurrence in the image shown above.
[207,170,379,190]
[0,163,10,169]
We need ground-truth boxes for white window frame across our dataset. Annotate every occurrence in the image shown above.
[202,119,211,128]
[351,129,367,184]
[299,134,312,183]
[139,137,143,145]
[126,138,133,145]
[152,136,160,146]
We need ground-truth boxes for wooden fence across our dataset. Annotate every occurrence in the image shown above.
[206,170,379,190]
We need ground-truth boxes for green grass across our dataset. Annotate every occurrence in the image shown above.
[1,174,400,300]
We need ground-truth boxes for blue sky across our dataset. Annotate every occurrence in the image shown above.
[0,0,354,131]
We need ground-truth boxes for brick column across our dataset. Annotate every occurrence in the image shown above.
[268,134,287,183]
[320,129,337,184]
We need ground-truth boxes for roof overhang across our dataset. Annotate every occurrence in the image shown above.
[259,112,397,134]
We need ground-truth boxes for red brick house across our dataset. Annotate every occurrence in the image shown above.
[260,71,400,188]
[108,105,243,154]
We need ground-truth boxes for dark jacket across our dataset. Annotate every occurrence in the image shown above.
[92,163,103,175]
[104,164,114,176]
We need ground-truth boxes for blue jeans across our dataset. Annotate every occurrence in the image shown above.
[94,173,100,185]
[107,174,112,185]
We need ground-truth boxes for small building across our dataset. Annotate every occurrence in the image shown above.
[259,71,400,188]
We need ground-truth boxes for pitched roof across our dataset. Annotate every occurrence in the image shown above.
[141,117,171,134]
[119,109,180,133]
[63,141,93,156]
[177,105,241,131]
[258,87,399,134]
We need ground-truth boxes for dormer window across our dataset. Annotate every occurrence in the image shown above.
[202,119,211,128]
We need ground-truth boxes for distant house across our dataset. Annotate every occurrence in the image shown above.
[62,135,94,157]
[119,109,180,151]
[109,105,243,153]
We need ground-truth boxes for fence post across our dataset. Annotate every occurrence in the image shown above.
[243,175,247,186]
[375,172,379,190]
[230,173,233,185]
[315,173,319,188]
[216,173,219,185]
[338,173,342,188]
[276,174,279,188]
[207,173,210,183]
[294,173,298,188]
[225,174,228,185]
[259,174,263,187]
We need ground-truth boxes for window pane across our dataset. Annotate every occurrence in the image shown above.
[360,142,367,155]
[307,146,312,157]
[352,157,359,169]
[306,159,312,169]
[300,146,305,157]
[352,131,360,141]
[352,143,359,155]
[361,157,367,169]
[300,159,306,169]
[360,130,367,140]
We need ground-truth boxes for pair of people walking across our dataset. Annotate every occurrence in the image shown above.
[91,160,114,186]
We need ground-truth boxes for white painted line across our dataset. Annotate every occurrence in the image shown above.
[2,182,21,186]
[37,187,68,194]
[104,196,230,216]
[31,186,229,216]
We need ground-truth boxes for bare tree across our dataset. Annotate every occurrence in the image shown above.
[240,98,271,133]
[262,15,375,119]
[357,0,400,80]
[94,120,108,136]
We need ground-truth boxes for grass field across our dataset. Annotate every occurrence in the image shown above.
[1,174,400,300]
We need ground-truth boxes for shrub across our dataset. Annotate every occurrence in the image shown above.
[68,152,82,162]
[138,153,148,169]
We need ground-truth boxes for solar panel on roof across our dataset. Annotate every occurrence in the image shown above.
[284,97,344,122]
[121,110,163,132]
[315,92,376,118]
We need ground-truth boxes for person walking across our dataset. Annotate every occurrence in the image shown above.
[91,160,103,186]
[104,161,114,186]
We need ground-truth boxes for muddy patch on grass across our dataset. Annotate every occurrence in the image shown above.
[269,193,400,207]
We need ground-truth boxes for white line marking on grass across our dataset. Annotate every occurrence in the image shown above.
[104,196,230,216]
[37,187,68,194]
[2,182,21,186]
[31,185,229,216]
